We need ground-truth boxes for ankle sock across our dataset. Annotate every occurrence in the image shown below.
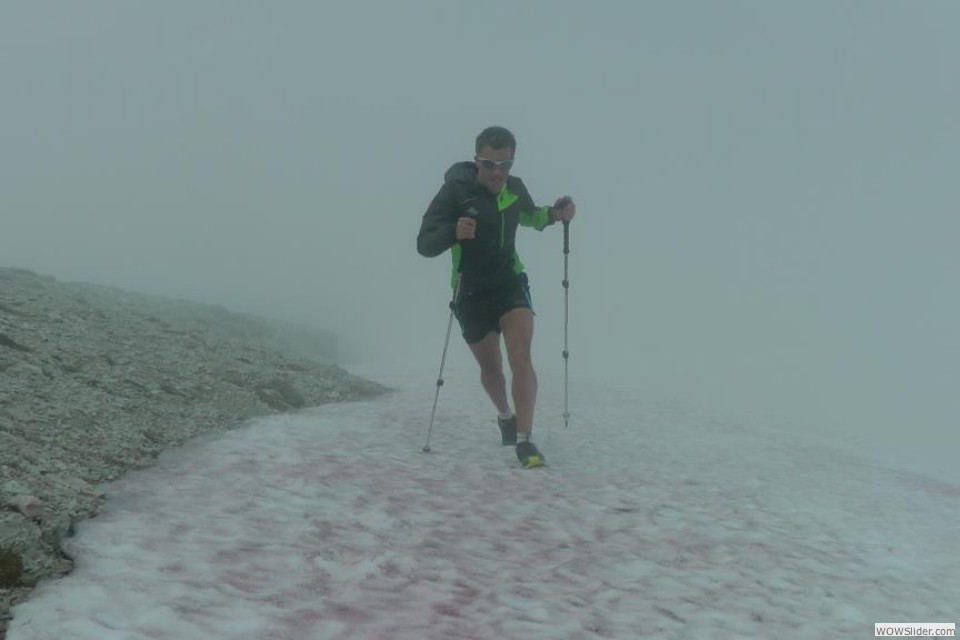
[499,411,514,421]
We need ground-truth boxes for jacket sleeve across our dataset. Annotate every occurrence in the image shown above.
[515,178,555,231]
[417,183,459,257]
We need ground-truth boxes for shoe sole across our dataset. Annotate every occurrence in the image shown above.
[521,455,546,469]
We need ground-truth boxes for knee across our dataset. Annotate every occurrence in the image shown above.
[506,347,533,372]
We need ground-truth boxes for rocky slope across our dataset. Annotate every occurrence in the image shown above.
[0,267,388,635]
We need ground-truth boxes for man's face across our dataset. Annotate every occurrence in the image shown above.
[475,145,514,194]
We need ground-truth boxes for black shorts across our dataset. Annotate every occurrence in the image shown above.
[455,273,534,344]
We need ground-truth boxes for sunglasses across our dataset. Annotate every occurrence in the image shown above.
[476,156,514,172]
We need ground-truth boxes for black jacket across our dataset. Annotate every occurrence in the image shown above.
[417,162,552,293]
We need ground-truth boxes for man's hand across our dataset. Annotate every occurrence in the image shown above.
[456,216,477,240]
[550,196,576,223]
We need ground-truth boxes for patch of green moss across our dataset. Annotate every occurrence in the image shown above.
[0,549,23,587]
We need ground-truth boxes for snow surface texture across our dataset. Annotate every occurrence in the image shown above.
[8,365,958,639]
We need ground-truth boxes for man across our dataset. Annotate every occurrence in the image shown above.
[417,126,576,468]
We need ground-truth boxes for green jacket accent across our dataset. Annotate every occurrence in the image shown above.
[417,161,554,293]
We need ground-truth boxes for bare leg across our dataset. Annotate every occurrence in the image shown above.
[500,308,536,438]
[467,331,511,415]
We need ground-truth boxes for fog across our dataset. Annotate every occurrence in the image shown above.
[2,1,957,482]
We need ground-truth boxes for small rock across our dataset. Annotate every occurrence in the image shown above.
[218,369,244,386]
[267,378,305,409]
[0,334,30,353]
[0,513,45,587]
[40,512,73,549]
[11,495,44,521]
[256,388,288,411]
[63,476,101,497]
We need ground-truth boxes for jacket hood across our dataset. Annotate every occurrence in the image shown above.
[444,161,478,184]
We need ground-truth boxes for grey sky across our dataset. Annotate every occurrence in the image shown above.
[2,1,957,481]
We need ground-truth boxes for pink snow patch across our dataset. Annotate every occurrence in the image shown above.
[7,377,959,640]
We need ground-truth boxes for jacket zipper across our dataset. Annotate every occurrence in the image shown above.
[498,190,505,250]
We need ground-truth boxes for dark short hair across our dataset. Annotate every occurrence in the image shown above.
[475,126,516,155]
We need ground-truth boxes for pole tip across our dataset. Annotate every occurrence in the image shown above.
[421,446,431,453]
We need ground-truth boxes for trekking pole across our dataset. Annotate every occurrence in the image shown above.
[562,218,571,428]
[422,275,461,452]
